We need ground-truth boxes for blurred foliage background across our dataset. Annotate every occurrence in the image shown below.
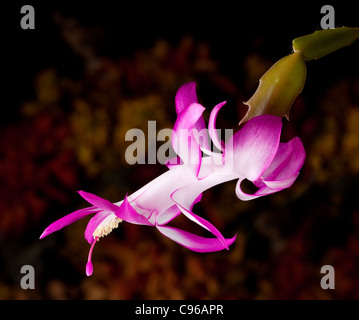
[1,1,359,299]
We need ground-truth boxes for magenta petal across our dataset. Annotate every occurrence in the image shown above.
[156,205,182,226]
[179,206,229,249]
[40,206,98,239]
[192,116,211,152]
[235,178,269,201]
[175,82,198,114]
[191,192,203,209]
[115,195,153,226]
[171,190,229,249]
[225,115,282,181]
[237,136,305,200]
[165,155,183,169]
[157,192,202,226]
[208,101,226,152]
[174,82,210,153]
[157,225,236,252]
[84,211,111,244]
[260,137,306,183]
[261,173,299,190]
[235,174,299,201]
[172,103,205,141]
[172,103,205,176]
[78,190,119,213]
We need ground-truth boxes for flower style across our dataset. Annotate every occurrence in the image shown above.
[40,82,305,276]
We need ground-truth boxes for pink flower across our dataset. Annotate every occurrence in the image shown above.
[40,82,305,276]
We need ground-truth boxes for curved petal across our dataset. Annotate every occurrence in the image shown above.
[174,82,210,155]
[175,82,198,114]
[192,120,211,152]
[157,191,202,226]
[260,137,305,183]
[84,211,112,244]
[78,190,119,213]
[172,103,205,176]
[115,195,153,226]
[39,206,98,239]
[261,173,299,190]
[235,173,299,201]
[157,225,236,252]
[165,155,183,170]
[235,178,272,201]
[156,205,182,226]
[191,192,203,208]
[172,103,205,145]
[225,115,282,181]
[208,101,226,152]
[171,189,229,249]
[131,164,197,214]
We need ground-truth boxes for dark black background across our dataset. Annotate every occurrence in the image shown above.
[2,1,359,123]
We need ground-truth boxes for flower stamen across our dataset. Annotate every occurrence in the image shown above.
[93,216,122,240]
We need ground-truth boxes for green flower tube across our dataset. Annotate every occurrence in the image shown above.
[293,27,359,61]
[241,52,307,124]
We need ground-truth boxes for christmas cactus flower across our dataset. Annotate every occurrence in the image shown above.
[40,82,305,276]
